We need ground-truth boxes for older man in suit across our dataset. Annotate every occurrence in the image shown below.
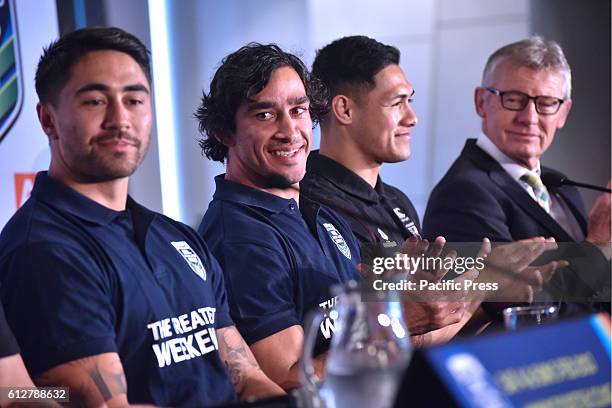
[423,36,610,305]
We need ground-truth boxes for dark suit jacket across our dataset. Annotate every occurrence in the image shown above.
[423,139,587,242]
[423,139,609,304]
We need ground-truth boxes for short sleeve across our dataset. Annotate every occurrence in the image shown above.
[216,242,299,345]
[0,301,19,358]
[0,243,118,376]
[199,245,234,330]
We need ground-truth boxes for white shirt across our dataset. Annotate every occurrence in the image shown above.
[476,134,585,241]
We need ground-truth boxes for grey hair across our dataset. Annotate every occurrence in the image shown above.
[482,35,572,99]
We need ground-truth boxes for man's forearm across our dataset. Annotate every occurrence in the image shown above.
[283,352,327,390]
[218,326,285,399]
[250,325,328,391]
[35,353,130,408]
[239,368,287,400]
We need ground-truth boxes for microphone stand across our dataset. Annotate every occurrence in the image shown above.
[563,179,611,193]
[542,173,612,193]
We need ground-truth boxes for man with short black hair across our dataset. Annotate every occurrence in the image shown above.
[301,36,473,338]
[0,27,283,407]
[303,35,420,245]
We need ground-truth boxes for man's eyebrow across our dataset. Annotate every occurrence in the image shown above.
[246,100,275,111]
[246,95,309,111]
[289,95,309,105]
[390,89,415,100]
[75,83,150,95]
[75,83,109,95]
[124,84,150,94]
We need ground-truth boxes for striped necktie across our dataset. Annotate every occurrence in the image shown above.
[520,172,551,213]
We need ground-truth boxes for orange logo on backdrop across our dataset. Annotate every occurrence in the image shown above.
[14,173,36,209]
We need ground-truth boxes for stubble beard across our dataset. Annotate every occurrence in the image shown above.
[260,171,303,190]
[73,142,148,183]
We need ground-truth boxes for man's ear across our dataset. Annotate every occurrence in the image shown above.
[36,102,58,140]
[474,87,487,119]
[330,94,354,125]
[214,131,236,148]
[556,99,572,129]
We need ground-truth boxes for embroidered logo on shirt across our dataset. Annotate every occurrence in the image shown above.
[323,223,352,260]
[393,207,420,237]
[171,241,207,281]
[377,228,389,241]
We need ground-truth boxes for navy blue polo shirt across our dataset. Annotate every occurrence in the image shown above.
[199,176,362,345]
[0,172,236,407]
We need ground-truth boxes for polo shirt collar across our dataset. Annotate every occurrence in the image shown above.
[32,171,128,225]
[212,174,295,213]
[306,150,382,204]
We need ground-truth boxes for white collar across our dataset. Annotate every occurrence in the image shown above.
[476,133,541,181]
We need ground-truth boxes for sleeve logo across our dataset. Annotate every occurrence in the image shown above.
[171,241,207,281]
[323,222,352,260]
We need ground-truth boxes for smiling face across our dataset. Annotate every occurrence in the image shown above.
[350,64,417,165]
[39,50,152,183]
[225,66,312,196]
[476,62,572,169]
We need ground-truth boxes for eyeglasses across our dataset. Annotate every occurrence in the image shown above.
[485,87,565,115]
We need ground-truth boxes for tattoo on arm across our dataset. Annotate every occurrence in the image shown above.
[220,328,259,389]
[86,358,127,402]
[110,370,128,395]
[89,367,113,401]
[35,354,128,406]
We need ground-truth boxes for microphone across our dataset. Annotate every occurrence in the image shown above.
[541,173,612,193]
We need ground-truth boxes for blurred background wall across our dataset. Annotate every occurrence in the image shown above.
[1,0,609,229]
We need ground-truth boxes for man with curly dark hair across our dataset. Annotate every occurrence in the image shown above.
[196,43,362,390]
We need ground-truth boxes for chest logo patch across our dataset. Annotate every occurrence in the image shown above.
[323,223,352,260]
[171,241,206,281]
